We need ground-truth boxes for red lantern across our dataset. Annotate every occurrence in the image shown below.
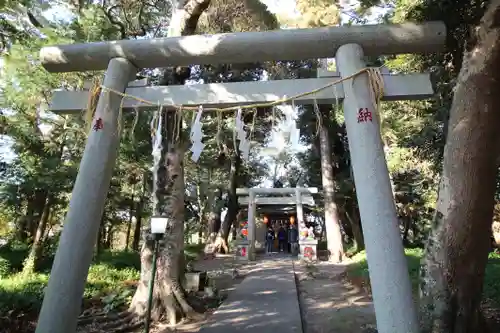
[290,216,295,225]
[263,216,269,224]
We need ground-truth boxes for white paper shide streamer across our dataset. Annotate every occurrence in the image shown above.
[189,106,205,162]
[286,99,300,148]
[235,107,250,161]
[150,109,163,171]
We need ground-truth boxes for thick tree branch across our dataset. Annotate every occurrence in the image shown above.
[179,0,212,36]
[136,3,148,37]
[102,5,127,39]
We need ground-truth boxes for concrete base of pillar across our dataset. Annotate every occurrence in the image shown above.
[299,239,318,261]
[249,241,256,261]
[235,241,250,261]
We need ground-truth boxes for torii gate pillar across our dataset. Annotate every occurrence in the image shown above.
[35,58,137,333]
[336,43,419,333]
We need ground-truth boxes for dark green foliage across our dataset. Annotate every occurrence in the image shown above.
[94,250,142,271]
[185,243,206,261]
[0,257,10,277]
[0,240,30,272]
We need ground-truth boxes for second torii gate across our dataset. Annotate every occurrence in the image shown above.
[236,187,318,260]
[37,21,446,333]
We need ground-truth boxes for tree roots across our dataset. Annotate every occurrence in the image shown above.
[213,236,229,254]
[77,310,144,333]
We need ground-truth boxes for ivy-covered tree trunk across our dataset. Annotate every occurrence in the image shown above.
[128,114,196,324]
[206,188,223,238]
[318,105,344,262]
[206,207,222,244]
[128,0,211,325]
[419,2,500,332]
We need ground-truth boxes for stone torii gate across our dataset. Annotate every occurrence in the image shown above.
[236,187,318,261]
[37,22,445,333]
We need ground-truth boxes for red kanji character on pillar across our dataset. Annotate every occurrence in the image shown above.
[93,117,103,131]
[357,108,373,123]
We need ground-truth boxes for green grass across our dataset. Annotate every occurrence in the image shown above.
[0,244,206,315]
[484,251,500,302]
[185,243,205,261]
[346,248,500,305]
[0,251,141,314]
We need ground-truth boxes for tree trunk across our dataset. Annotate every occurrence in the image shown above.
[197,224,204,245]
[125,194,135,251]
[318,105,344,262]
[18,198,36,242]
[345,204,364,252]
[196,182,207,243]
[215,153,241,253]
[129,0,211,323]
[132,201,144,252]
[419,3,500,332]
[129,119,196,324]
[96,214,106,257]
[132,175,148,252]
[30,190,47,239]
[204,188,223,254]
[205,211,221,248]
[339,209,353,242]
[402,213,412,246]
[23,194,53,273]
[104,224,113,249]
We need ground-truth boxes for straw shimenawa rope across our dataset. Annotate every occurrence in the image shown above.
[84,77,102,133]
[84,67,385,141]
[98,67,384,112]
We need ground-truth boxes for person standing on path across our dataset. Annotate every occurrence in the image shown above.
[278,225,287,253]
[289,224,299,255]
[266,227,275,255]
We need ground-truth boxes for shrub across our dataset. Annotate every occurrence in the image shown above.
[0,273,48,313]
[0,241,29,272]
[0,257,10,277]
[347,248,500,306]
[0,251,141,315]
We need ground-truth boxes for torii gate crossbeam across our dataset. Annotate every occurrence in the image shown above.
[40,21,445,72]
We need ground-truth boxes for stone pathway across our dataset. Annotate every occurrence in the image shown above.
[198,254,302,333]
